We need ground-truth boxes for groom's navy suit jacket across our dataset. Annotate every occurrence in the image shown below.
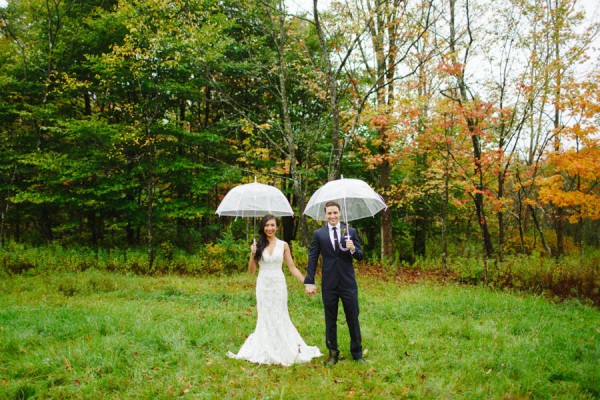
[304,224,364,291]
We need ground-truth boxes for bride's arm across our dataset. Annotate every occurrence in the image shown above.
[248,242,257,274]
[283,242,304,283]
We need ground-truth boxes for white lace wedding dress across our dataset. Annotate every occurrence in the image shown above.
[227,239,322,366]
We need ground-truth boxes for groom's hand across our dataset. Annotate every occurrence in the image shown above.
[305,284,317,295]
[345,238,356,253]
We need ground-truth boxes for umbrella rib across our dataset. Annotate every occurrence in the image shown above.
[267,187,271,215]
[234,188,244,219]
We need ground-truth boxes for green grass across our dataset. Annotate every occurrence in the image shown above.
[0,270,598,399]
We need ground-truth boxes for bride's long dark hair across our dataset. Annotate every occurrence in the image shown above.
[254,214,277,262]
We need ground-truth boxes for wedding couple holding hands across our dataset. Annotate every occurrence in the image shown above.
[227,201,366,366]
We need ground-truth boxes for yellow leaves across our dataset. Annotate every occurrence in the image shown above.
[546,146,600,186]
[538,145,600,221]
[60,72,89,91]
[256,148,271,161]
[522,198,538,208]
[238,147,270,163]
[240,119,254,136]
[536,125,599,221]
[539,185,600,222]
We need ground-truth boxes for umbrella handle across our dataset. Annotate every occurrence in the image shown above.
[340,224,350,248]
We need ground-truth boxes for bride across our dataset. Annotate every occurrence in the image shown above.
[227,214,322,366]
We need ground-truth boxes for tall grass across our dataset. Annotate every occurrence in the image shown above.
[0,238,251,275]
[1,270,598,399]
[2,241,597,305]
[408,250,600,306]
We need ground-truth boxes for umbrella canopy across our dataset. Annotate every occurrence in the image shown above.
[215,180,294,218]
[303,177,386,222]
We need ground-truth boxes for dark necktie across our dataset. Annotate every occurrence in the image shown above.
[333,227,340,252]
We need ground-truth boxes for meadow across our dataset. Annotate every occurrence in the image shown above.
[1,269,598,399]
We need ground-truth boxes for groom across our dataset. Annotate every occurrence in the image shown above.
[304,200,365,365]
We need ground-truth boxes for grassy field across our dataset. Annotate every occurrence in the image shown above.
[0,269,598,399]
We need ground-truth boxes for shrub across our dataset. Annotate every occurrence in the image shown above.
[1,240,598,305]
[489,253,600,306]
[451,256,487,284]
[289,240,308,267]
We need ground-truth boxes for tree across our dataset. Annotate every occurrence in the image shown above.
[442,0,495,263]
[313,0,437,260]
[94,0,230,265]
[510,0,599,257]
[0,0,124,243]
[538,73,600,259]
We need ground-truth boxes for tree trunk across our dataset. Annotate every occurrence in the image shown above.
[441,145,450,271]
[529,204,551,257]
[551,0,564,257]
[576,169,584,266]
[473,184,494,258]
[413,200,427,258]
[449,0,493,260]
[379,158,393,259]
[497,173,505,261]
[313,0,343,181]
[517,195,526,254]
[146,127,155,270]
[0,165,17,248]
[275,0,306,245]
[88,211,98,246]
[126,222,135,246]
[39,205,54,242]
[371,0,397,260]
[204,86,211,128]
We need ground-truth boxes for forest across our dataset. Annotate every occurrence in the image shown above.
[0,0,599,277]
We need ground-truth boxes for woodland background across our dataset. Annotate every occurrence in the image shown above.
[0,0,599,302]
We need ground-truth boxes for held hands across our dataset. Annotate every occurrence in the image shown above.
[305,284,317,296]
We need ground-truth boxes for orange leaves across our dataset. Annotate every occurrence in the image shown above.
[437,61,464,77]
[369,114,390,129]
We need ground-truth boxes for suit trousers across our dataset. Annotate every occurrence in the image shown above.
[322,286,362,359]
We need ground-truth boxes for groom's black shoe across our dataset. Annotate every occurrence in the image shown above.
[325,352,339,366]
[353,357,366,364]
[325,357,338,366]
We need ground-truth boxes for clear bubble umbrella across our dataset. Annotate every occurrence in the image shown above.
[303,176,386,238]
[216,177,293,240]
